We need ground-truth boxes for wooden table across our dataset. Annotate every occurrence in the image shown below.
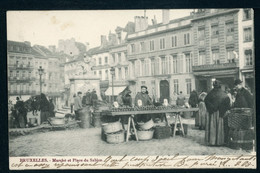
[100,108,199,142]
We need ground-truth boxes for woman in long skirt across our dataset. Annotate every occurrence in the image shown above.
[198,92,207,130]
[204,80,230,146]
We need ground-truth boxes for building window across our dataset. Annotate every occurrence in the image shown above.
[184,33,190,45]
[118,68,122,79]
[149,40,154,51]
[135,60,141,77]
[141,81,146,85]
[199,51,206,65]
[99,57,102,65]
[118,53,121,63]
[151,58,155,76]
[244,27,252,42]
[28,71,31,78]
[212,49,220,64]
[160,38,165,50]
[105,56,108,64]
[16,71,20,78]
[161,56,167,74]
[155,57,160,75]
[186,79,192,95]
[198,27,205,39]
[245,49,253,66]
[173,79,179,94]
[243,9,252,20]
[94,71,97,76]
[112,54,116,63]
[105,70,108,80]
[22,71,26,78]
[9,56,15,64]
[172,54,177,74]
[10,70,13,77]
[226,21,234,34]
[131,44,135,53]
[211,25,219,36]
[185,53,192,73]
[125,67,128,78]
[171,36,177,47]
[226,48,235,62]
[140,42,145,52]
[99,70,102,79]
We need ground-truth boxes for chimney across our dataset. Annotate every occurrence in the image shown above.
[48,45,56,52]
[101,35,107,46]
[162,9,170,24]
[24,41,31,47]
[134,16,141,32]
[140,16,148,31]
[85,42,89,51]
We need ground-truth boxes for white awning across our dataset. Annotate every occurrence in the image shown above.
[105,86,126,96]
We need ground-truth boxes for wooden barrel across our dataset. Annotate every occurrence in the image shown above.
[228,129,254,150]
[92,112,102,128]
[79,108,91,129]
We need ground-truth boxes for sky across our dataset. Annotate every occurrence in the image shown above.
[7,10,193,49]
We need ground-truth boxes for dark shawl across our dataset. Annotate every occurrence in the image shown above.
[204,88,230,116]
[234,87,253,108]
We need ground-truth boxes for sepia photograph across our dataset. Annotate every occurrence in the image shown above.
[7,9,256,169]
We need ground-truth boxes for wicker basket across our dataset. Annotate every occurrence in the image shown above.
[137,129,154,141]
[106,130,125,144]
[153,126,171,139]
[102,121,122,134]
[138,119,154,130]
[228,108,252,130]
[49,117,65,125]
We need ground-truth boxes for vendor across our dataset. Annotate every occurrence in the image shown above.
[134,85,153,123]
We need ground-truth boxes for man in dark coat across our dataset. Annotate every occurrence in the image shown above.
[40,93,50,124]
[204,80,230,146]
[188,90,199,108]
[14,97,28,128]
[49,98,55,117]
[233,79,253,108]
[91,89,98,107]
[122,89,132,107]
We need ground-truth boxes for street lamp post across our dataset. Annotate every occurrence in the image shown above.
[110,67,115,103]
[38,66,44,94]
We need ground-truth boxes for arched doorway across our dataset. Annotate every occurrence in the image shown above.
[160,80,170,102]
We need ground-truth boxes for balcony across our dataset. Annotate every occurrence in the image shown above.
[9,64,34,70]
[9,90,36,95]
[192,62,237,72]
[8,76,36,81]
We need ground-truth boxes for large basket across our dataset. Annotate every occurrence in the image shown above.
[92,112,102,128]
[106,130,125,144]
[137,129,154,141]
[102,121,122,134]
[49,117,66,125]
[228,108,252,130]
[153,126,171,139]
[137,119,154,130]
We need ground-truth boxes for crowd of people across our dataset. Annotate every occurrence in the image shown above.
[9,78,254,148]
[70,89,98,121]
[9,93,56,127]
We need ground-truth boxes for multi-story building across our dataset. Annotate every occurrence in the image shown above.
[7,41,35,101]
[8,40,66,104]
[57,38,87,56]
[127,10,195,103]
[191,9,254,93]
[238,8,254,92]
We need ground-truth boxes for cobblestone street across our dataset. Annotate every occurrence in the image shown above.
[9,118,250,157]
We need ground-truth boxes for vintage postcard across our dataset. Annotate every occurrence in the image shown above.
[7,9,256,170]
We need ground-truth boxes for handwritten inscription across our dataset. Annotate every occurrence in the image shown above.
[10,154,256,169]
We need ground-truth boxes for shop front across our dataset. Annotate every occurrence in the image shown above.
[193,62,239,93]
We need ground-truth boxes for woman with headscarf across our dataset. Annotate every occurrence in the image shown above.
[204,80,231,146]
[198,92,207,130]
[40,93,50,124]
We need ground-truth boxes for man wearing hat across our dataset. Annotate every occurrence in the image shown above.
[134,85,153,122]
[204,80,231,146]
[233,79,253,108]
